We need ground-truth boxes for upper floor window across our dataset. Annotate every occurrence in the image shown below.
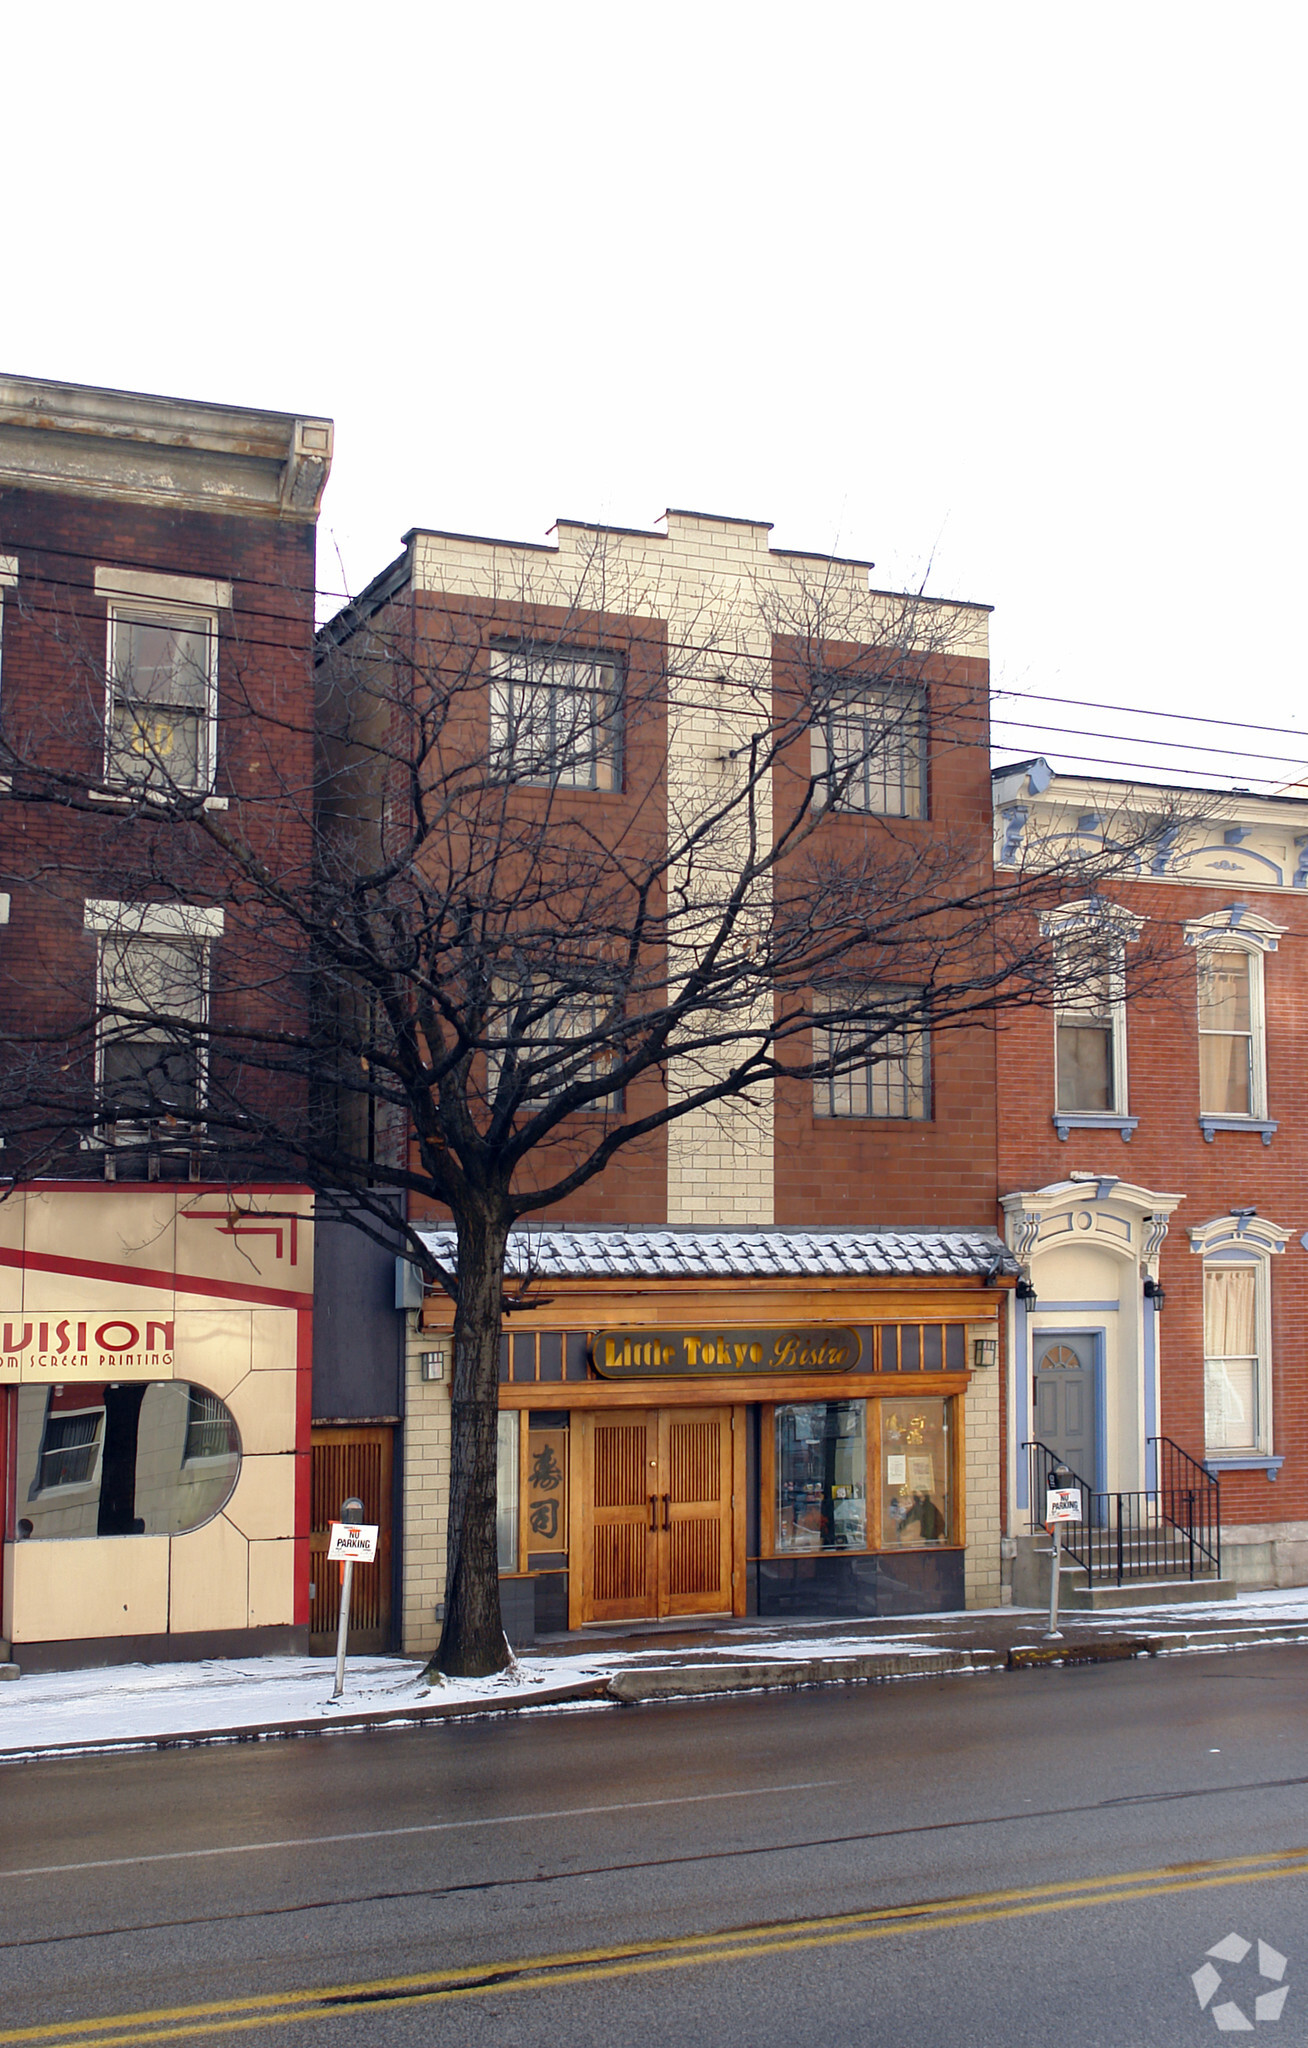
[1040,899,1142,1132]
[488,645,621,791]
[107,606,216,794]
[488,982,624,1112]
[813,987,929,1120]
[812,682,926,818]
[85,900,224,1137]
[1184,907,1282,1134]
[1197,948,1263,1117]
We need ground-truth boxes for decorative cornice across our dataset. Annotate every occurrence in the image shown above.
[0,374,332,523]
[1183,905,1286,953]
[1188,1213,1292,1259]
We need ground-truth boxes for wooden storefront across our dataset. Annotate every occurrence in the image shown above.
[419,1245,1011,1635]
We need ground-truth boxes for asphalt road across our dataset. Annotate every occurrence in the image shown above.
[2,1646,1307,2047]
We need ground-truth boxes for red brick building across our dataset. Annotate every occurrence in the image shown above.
[994,758,1308,1595]
[322,513,1014,1649]
[0,374,331,1669]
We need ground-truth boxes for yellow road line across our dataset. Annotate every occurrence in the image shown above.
[6,1845,1308,2048]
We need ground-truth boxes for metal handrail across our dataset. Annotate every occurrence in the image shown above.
[1022,1437,1222,1587]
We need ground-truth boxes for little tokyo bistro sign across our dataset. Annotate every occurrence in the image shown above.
[592,1327,861,1377]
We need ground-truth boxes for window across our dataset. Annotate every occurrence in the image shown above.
[183,1388,240,1463]
[496,1410,520,1570]
[1204,1265,1260,1455]
[490,984,624,1111]
[107,605,216,794]
[1041,900,1142,1134]
[36,1400,104,1491]
[1197,948,1262,1117]
[771,1396,953,1554]
[1190,1211,1290,1466]
[813,988,928,1119]
[99,934,207,1127]
[488,645,620,790]
[812,681,926,817]
[16,1382,240,1539]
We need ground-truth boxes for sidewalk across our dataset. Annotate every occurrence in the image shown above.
[2,1587,1307,1764]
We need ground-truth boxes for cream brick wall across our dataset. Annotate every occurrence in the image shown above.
[400,1316,451,1656]
[963,1324,1003,1609]
[408,512,987,1230]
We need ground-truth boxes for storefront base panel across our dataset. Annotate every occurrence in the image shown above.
[754,1549,966,1620]
[10,1624,309,1676]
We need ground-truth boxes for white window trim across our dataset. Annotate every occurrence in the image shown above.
[103,592,219,798]
[1184,908,1280,1134]
[94,565,232,611]
[0,555,16,703]
[84,899,224,940]
[1039,899,1144,1138]
[1190,1212,1290,1469]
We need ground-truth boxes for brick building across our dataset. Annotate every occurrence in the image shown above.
[0,373,330,1670]
[320,510,1016,1652]
[994,758,1308,1597]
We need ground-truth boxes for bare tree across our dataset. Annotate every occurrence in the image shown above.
[0,543,1206,1673]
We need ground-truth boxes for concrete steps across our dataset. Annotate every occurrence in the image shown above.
[1011,1532,1233,1609]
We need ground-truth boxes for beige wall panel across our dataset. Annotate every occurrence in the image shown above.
[16,1275,176,1317]
[247,1538,296,1628]
[175,1310,253,1393]
[168,1513,250,1634]
[225,1368,296,1453]
[175,1197,313,1294]
[1030,1244,1122,1301]
[21,1189,178,1276]
[222,1453,296,1541]
[250,1308,298,1372]
[9,1535,170,1642]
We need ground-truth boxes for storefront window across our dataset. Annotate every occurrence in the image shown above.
[880,1397,951,1546]
[496,1410,520,1570]
[15,1382,240,1540]
[774,1401,867,1552]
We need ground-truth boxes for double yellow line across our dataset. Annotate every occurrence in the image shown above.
[7,1845,1308,2047]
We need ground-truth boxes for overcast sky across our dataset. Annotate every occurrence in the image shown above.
[5,2,1303,789]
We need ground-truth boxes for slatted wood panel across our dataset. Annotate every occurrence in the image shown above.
[579,1408,733,1623]
[585,1414,656,1622]
[309,1427,393,1653]
[663,1410,732,1611]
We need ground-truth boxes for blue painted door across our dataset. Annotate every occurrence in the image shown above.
[1033,1334,1099,1490]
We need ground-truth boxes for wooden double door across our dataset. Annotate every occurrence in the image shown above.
[577,1407,738,1625]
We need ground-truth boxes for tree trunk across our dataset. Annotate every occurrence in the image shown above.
[427,1205,511,1676]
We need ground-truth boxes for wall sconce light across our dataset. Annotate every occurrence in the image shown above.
[420,1348,447,1381]
[1143,1278,1166,1312]
[972,1337,998,1368]
[1015,1278,1038,1306]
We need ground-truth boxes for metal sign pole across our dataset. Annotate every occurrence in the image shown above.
[332,1559,355,1699]
[331,1494,366,1701]
[1044,1519,1064,1642]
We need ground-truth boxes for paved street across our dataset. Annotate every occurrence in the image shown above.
[2,1647,1306,2046]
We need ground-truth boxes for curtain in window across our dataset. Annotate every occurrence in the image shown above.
[1204,1267,1258,1453]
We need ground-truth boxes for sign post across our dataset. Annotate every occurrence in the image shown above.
[328,1496,378,1699]
[1043,1474,1082,1642]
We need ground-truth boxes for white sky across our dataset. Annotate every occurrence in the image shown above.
[5,1,1304,789]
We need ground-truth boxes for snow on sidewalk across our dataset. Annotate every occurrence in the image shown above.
[2,1587,1307,1757]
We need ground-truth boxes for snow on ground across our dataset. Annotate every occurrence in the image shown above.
[2,1587,1307,1757]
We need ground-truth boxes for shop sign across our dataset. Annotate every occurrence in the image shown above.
[592,1326,861,1377]
[0,1314,176,1382]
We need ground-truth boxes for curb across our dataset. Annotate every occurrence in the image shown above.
[607,1649,992,1700]
[0,1677,615,1765]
